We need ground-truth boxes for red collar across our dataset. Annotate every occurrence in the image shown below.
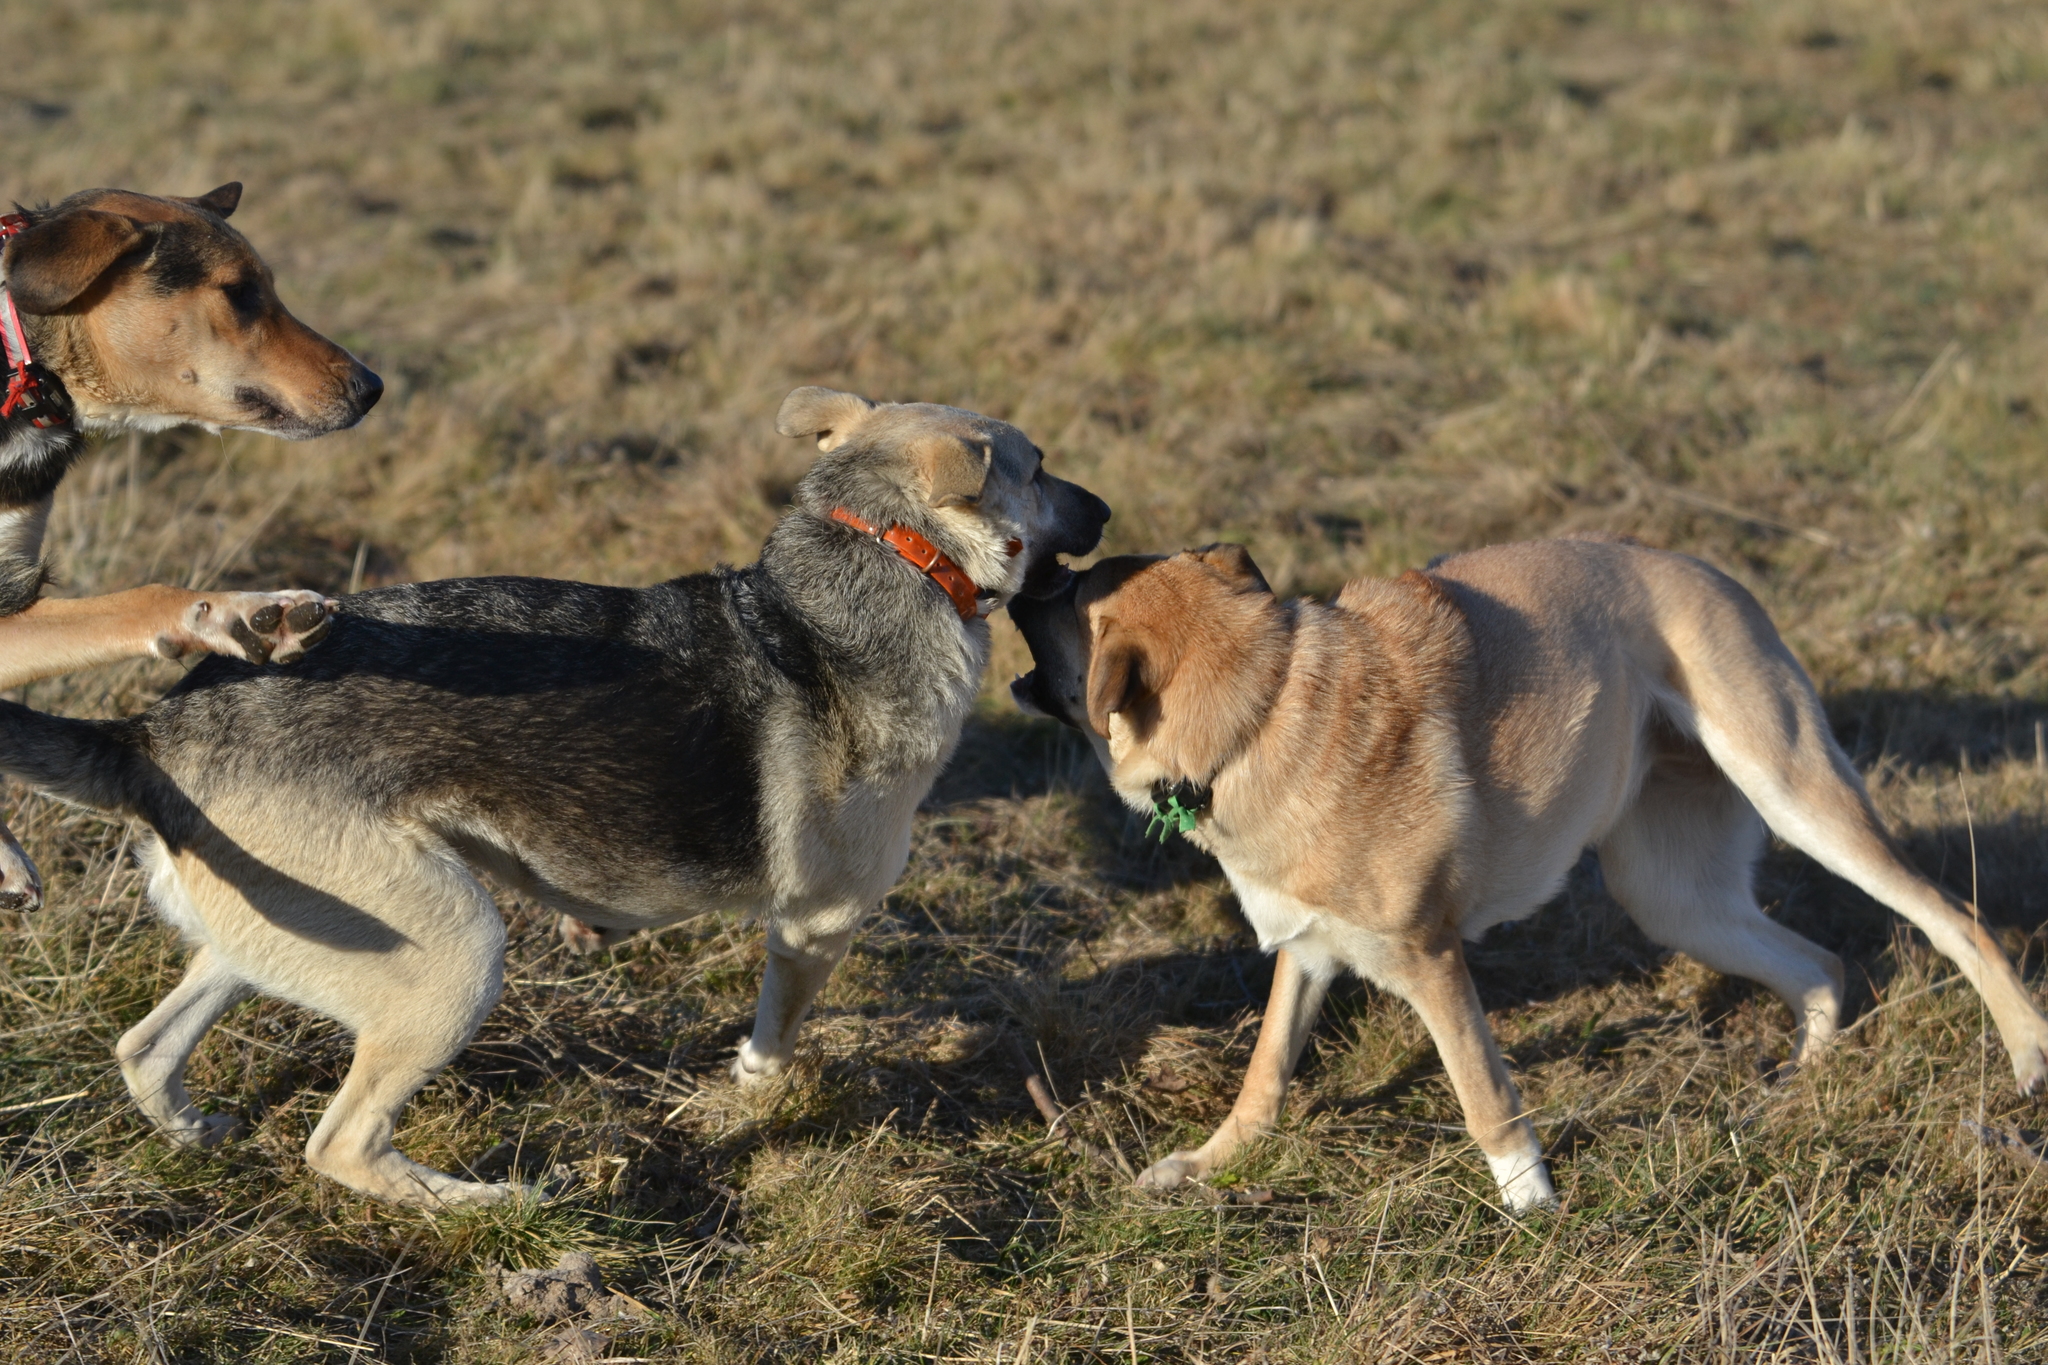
[830,506,985,623]
[0,213,70,428]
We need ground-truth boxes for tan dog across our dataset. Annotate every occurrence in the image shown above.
[1007,537,2048,1213]
[0,183,380,905]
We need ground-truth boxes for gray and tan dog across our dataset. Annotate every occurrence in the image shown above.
[1009,537,2048,1213]
[0,387,1107,1208]
[0,183,383,905]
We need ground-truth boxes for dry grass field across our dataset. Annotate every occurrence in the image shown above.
[5,0,2048,1358]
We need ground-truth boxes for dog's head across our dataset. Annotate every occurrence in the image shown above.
[1008,545,1289,804]
[777,385,1110,608]
[1,184,382,439]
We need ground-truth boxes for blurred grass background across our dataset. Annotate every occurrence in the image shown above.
[4,0,2048,1359]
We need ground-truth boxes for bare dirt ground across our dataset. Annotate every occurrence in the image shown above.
[4,0,2048,1359]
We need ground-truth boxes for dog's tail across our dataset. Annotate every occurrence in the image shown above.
[0,701,152,816]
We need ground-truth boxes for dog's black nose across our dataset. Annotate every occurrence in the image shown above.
[350,364,385,414]
[1090,492,1112,525]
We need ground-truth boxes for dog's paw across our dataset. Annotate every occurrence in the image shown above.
[558,915,610,956]
[729,1037,788,1089]
[1488,1151,1558,1216]
[445,1180,527,1208]
[0,828,42,913]
[167,1112,245,1151]
[2010,1028,2048,1096]
[1135,1152,1207,1190]
[161,590,337,666]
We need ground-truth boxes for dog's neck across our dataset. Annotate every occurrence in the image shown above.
[760,508,991,656]
[0,303,81,616]
[0,417,74,616]
[757,507,987,753]
[0,288,85,550]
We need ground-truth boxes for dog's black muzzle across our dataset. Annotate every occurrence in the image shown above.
[1020,476,1110,599]
[1007,567,1086,731]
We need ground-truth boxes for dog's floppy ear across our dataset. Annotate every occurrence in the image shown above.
[180,182,243,219]
[776,386,877,451]
[913,434,990,508]
[1191,543,1270,593]
[1,209,151,314]
[1086,618,1167,736]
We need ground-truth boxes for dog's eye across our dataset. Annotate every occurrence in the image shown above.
[221,278,265,320]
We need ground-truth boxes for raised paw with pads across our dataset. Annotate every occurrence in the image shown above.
[160,589,338,666]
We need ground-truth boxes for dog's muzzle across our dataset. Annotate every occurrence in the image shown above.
[1006,568,1085,731]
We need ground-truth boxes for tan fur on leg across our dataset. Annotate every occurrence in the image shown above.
[1137,947,1330,1189]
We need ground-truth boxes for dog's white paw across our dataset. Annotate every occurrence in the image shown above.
[161,589,337,666]
[167,1112,244,1151]
[1488,1150,1558,1215]
[432,1179,526,1209]
[2010,1028,2048,1095]
[729,1037,787,1089]
[1135,1152,1207,1190]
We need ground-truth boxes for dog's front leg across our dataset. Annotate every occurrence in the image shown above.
[1137,947,1331,1190]
[0,584,336,689]
[1387,929,1557,1215]
[731,918,857,1086]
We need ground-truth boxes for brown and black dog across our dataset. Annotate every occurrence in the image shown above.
[0,183,381,906]
[1010,539,2048,1213]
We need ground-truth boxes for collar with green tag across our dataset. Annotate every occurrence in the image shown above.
[1146,778,1212,842]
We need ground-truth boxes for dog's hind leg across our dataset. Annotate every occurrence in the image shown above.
[297,881,511,1208]
[155,833,514,1207]
[731,916,859,1086]
[304,1020,509,1208]
[1136,946,1331,1190]
[1675,604,2048,1091]
[116,946,254,1149]
[1599,751,1844,1063]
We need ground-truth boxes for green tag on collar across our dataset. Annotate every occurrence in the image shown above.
[1147,793,1201,842]
[1145,779,1212,842]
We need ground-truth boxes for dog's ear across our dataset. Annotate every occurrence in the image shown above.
[1086,619,1168,736]
[912,434,990,508]
[1,209,151,314]
[180,182,243,219]
[776,387,877,451]
[1191,543,1270,593]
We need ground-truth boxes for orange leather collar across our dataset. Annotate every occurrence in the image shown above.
[830,507,984,622]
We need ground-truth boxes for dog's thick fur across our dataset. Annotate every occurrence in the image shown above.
[1008,537,2048,1213]
[0,388,1107,1207]
[0,183,382,905]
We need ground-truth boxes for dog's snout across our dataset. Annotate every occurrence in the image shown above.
[349,364,385,415]
[1089,491,1112,525]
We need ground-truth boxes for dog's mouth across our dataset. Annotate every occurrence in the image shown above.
[1009,668,1079,730]
[231,369,384,440]
[1017,556,1076,600]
